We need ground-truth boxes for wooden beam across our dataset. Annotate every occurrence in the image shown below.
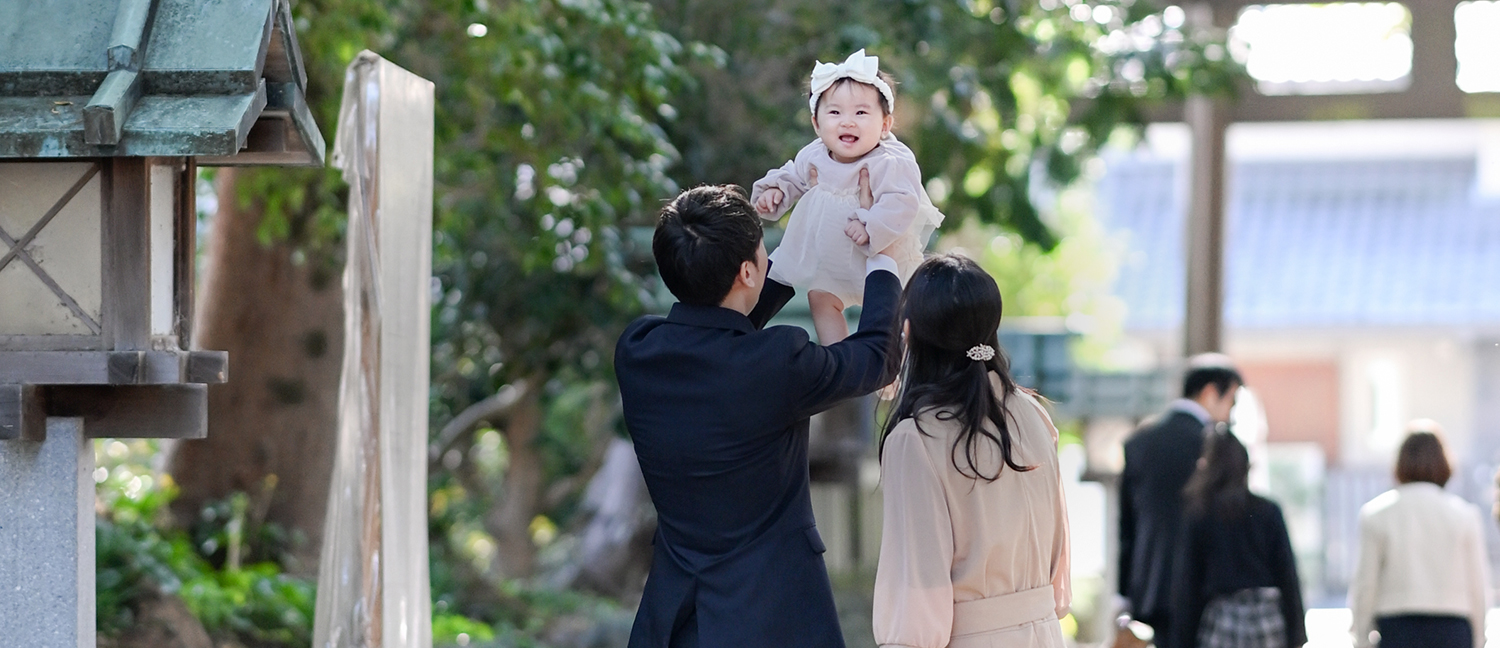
[0,335,103,352]
[103,158,151,351]
[107,351,144,384]
[0,384,45,441]
[185,351,228,384]
[1206,0,1458,15]
[1136,84,1500,124]
[46,384,207,439]
[1408,0,1461,108]
[175,157,196,347]
[0,350,228,385]
[1128,0,1500,123]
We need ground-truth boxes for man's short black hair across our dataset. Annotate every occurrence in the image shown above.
[1182,353,1244,399]
[653,185,764,306]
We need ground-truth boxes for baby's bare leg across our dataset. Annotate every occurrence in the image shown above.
[808,290,850,344]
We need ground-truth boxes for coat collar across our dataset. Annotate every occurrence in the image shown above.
[667,302,756,334]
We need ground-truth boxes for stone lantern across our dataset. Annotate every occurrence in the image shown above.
[0,0,322,644]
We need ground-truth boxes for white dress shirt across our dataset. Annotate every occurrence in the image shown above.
[1166,397,1213,427]
[1348,482,1491,648]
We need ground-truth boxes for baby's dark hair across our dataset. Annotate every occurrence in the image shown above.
[811,72,898,116]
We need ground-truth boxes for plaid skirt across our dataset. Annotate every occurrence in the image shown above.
[1197,587,1286,648]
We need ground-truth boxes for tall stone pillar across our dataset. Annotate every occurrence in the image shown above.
[0,418,95,648]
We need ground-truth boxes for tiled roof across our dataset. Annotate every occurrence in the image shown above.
[1098,155,1500,330]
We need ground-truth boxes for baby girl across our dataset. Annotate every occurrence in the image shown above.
[752,49,944,343]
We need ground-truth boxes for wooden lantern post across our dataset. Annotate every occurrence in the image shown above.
[0,1,323,645]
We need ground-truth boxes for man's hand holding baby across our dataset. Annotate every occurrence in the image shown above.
[844,166,874,248]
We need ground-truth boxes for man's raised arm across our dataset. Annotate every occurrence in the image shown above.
[786,255,901,419]
[748,260,795,330]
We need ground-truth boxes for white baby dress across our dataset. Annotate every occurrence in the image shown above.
[751,134,944,306]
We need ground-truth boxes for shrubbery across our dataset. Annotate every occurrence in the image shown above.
[95,440,317,645]
[95,439,623,648]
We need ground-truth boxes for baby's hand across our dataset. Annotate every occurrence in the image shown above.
[755,188,784,215]
[845,218,870,246]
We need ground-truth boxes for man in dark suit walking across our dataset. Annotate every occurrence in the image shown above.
[615,181,900,648]
[1118,353,1243,642]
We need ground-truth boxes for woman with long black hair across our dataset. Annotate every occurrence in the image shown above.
[1171,430,1306,648]
[872,254,1071,648]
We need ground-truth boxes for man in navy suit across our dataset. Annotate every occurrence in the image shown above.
[615,182,900,648]
[1117,353,1243,643]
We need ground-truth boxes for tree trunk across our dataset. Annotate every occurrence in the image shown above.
[568,437,654,599]
[485,385,544,578]
[164,168,345,574]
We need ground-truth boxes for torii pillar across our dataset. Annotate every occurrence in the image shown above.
[1178,0,1476,357]
[1183,2,1231,357]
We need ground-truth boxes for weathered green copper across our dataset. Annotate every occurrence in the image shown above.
[142,0,273,95]
[0,90,265,158]
[106,0,155,71]
[84,69,141,145]
[0,0,324,166]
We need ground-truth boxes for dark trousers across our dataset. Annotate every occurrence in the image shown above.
[1137,612,1169,648]
[1376,614,1472,648]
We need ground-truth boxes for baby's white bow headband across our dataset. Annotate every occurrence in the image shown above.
[809,49,895,114]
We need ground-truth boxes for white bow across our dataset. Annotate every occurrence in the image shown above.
[808,49,895,114]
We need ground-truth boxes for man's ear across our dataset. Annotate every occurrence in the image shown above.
[739,259,758,289]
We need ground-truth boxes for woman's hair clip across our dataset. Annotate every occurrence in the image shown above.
[965,344,996,362]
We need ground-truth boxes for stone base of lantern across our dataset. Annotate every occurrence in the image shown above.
[0,417,95,648]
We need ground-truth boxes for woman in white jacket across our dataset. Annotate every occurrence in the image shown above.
[1348,421,1491,648]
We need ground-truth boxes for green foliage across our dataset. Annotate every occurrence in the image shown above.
[226,0,394,267]
[433,612,498,645]
[178,563,316,646]
[95,441,315,646]
[942,183,1129,368]
[427,556,634,647]
[411,0,699,415]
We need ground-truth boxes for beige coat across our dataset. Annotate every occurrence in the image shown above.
[874,378,1072,648]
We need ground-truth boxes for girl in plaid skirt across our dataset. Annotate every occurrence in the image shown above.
[1169,431,1306,648]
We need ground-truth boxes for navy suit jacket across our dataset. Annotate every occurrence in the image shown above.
[615,268,900,648]
[1118,409,1211,629]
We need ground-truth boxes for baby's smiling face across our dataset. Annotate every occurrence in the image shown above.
[812,81,892,164]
